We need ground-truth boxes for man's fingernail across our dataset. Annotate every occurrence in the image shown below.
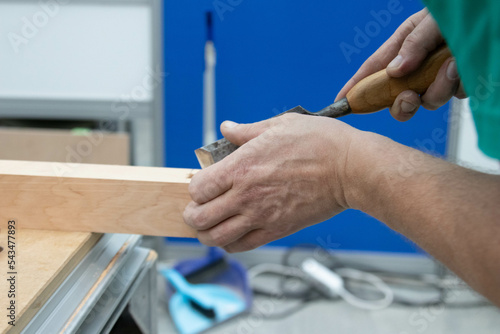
[401,100,418,114]
[223,121,238,128]
[446,60,459,80]
[388,55,403,69]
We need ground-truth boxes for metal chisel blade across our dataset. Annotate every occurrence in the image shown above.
[195,98,351,168]
[195,138,239,169]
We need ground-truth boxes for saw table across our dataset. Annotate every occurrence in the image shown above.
[0,233,157,334]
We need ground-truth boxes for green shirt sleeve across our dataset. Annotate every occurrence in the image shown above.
[424,0,500,159]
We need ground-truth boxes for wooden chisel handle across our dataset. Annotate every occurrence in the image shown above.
[195,45,453,169]
[346,45,452,114]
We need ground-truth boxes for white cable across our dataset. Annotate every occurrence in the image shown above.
[249,260,394,310]
[248,263,304,281]
[335,267,394,310]
[300,259,394,310]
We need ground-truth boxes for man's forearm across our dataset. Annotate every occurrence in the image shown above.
[345,131,500,305]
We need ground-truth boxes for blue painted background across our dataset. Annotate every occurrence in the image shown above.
[164,0,449,253]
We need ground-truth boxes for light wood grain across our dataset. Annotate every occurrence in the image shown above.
[0,128,129,165]
[0,129,135,334]
[0,160,197,237]
[0,230,101,334]
[346,45,452,114]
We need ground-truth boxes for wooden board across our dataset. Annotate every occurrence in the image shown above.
[0,230,102,334]
[0,160,197,237]
[0,127,129,165]
[0,129,133,333]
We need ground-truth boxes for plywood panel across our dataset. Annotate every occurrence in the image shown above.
[0,128,129,166]
[0,230,101,334]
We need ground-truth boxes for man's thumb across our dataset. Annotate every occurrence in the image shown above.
[220,119,271,146]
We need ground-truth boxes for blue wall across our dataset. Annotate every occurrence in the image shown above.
[164,0,449,253]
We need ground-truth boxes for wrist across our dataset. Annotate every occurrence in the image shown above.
[341,130,392,213]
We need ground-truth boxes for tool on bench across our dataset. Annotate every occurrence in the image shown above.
[195,45,452,168]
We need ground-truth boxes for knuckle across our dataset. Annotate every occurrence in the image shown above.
[232,160,251,183]
[367,56,387,73]
[405,10,424,30]
[258,203,280,222]
[188,178,201,202]
[223,245,237,253]
[239,239,260,252]
[399,89,419,101]
[239,125,253,139]
[189,170,232,203]
[403,32,421,50]
[239,185,262,204]
[197,232,216,247]
[214,172,230,191]
[198,229,225,247]
[190,209,208,230]
[272,113,297,128]
[182,206,192,224]
[396,24,415,45]
[207,229,227,247]
[403,19,417,32]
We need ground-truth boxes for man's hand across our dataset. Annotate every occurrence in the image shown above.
[183,114,356,252]
[336,8,466,122]
[181,7,500,308]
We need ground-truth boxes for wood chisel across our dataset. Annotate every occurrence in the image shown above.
[195,45,452,168]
